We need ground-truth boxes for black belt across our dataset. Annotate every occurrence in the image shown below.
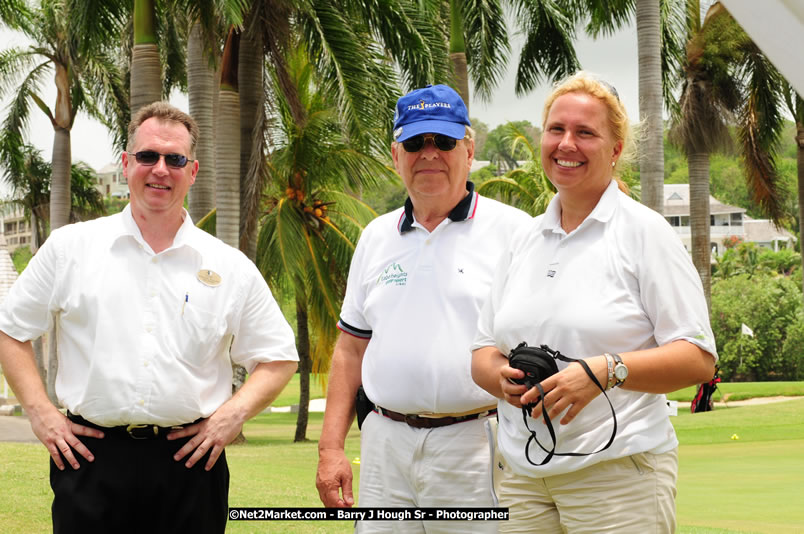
[373,406,497,429]
[67,412,198,440]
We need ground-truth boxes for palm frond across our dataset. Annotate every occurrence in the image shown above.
[582,0,635,38]
[510,0,581,95]
[461,0,510,101]
[660,0,686,116]
[736,40,786,222]
[353,0,446,89]
[65,0,127,55]
[2,60,53,139]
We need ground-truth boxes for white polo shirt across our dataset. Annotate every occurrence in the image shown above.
[472,180,717,477]
[0,205,298,427]
[338,182,531,414]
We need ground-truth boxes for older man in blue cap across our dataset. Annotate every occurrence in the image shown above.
[316,84,529,532]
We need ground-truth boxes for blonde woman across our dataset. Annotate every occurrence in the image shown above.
[471,73,717,533]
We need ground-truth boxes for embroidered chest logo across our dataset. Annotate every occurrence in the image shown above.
[376,262,408,287]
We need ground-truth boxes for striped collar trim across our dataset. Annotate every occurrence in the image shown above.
[397,181,478,234]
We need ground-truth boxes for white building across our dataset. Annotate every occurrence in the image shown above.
[0,208,32,253]
[663,184,796,255]
[95,162,129,198]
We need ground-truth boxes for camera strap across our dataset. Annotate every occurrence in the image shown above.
[520,347,618,466]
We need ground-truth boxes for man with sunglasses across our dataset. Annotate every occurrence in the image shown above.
[0,101,298,533]
[316,85,529,532]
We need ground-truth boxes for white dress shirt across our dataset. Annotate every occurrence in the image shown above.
[0,205,298,426]
[472,180,717,477]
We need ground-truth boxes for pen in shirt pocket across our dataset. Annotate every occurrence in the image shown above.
[182,292,188,315]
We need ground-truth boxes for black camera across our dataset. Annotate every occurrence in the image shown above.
[506,342,619,466]
[507,342,560,390]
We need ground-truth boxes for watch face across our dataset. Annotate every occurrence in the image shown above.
[615,365,628,380]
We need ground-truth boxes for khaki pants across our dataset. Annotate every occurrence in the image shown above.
[498,448,678,534]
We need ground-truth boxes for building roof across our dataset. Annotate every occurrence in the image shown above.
[97,162,122,175]
[743,216,797,243]
[663,184,746,217]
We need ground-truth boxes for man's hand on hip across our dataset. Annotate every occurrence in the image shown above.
[168,408,243,471]
[30,406,104,471]
[316,448,355,507]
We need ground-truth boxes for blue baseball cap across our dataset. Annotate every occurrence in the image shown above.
[392,84,471,142]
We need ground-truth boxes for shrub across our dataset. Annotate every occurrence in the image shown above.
[711,273,803,380]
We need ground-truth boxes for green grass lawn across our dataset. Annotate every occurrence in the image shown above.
[2,391,802,533]
[270,373,327,408]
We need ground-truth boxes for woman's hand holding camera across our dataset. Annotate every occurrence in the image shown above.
[500,364,529,408]
[518,355,609,425]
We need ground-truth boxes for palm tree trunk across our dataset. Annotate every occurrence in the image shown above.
[238,20,263,262]
[294,296,310,443]
[216,28,241,248]
[689,152,711,308]
[187,21,217,222]
[216,97,240,247]
[50,128,71,229]
[448,0,470,113]
[796,121,804,303]
[636,0,664,214]
[131,0,161,117]
[46,124,71,406]
[29,211,41,254]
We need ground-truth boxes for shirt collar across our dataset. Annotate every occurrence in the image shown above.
[538,179,620,235]
[397,181,478,234]
[114,204,201,257]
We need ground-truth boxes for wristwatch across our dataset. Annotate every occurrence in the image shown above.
[604,353,615,390]
[612,353,628,387]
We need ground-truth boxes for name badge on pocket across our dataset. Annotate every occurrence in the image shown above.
[197,270,222,287]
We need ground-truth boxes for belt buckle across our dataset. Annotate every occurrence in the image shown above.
[126,423,158,439]
[404,414,425,427]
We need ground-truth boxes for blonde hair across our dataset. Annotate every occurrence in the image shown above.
[542,72,636,193]
[127,101,200,157]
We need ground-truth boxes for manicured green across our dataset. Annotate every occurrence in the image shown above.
[271,374,327,408]
[2,401,802,533]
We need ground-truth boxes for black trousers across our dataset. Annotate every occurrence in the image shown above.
[50,433,229,534]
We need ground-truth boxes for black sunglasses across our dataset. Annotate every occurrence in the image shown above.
[129,151,193,169]
[401,134,460,153]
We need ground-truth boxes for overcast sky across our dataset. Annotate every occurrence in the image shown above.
[1,22,640,176]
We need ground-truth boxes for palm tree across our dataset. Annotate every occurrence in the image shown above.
[238,10,264,261]
[215,26,241,248]
[182,1,247,224]
[0,1,127,232]
[423,0,583,114]
[69,0,191,122]
[0,145,106,229]
[581,0,687,215]
[0,140,50,248]
[198,0,449,260]
[670,0,786,306]
[130,0,163,116]
[256,45,395,442]
[186,19,219,223]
